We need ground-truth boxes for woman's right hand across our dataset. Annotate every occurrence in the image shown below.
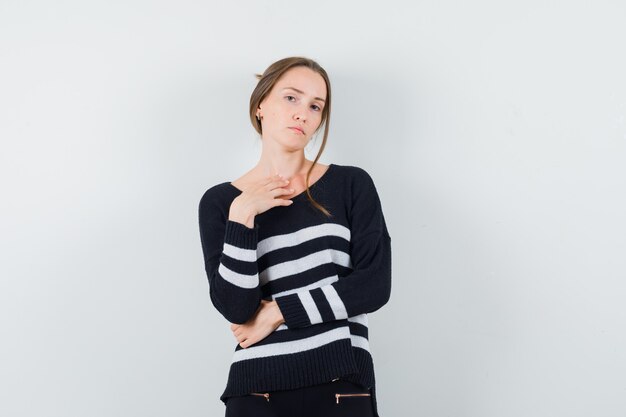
[228,174,294,228]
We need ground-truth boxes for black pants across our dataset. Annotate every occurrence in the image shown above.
[224,378,376,417]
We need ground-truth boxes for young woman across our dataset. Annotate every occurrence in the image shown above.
[198,56,392,417]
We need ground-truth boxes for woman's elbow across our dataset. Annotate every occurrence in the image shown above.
[209,289,260,324]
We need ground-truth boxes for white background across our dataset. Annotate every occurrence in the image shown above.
[1,1,625,416]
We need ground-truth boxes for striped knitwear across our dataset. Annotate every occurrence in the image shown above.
[198,163,392,416]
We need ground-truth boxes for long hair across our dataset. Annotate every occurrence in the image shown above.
[249,56,332,217]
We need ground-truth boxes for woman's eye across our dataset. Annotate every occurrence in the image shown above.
[286,95,321,111]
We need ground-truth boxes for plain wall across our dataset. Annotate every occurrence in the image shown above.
[1,1,625,416]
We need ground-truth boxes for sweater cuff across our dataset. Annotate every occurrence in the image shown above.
[274,293,311,328]
[224,220,258,249]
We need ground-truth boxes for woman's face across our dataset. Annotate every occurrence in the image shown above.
[258,66,327,149]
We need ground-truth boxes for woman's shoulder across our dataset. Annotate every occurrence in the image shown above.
[198,181,236,212]
[331,163,378,187]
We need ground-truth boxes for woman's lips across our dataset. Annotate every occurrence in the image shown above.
[289,127,304,134]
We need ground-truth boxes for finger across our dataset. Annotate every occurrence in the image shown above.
[261,175,285,188]
[266,179,290,192]
[272,186,294,197]
[275,198,294,206]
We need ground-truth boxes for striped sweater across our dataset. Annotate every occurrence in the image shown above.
[198,163,392,416]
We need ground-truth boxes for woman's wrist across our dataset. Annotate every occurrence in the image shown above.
[228,215,255,229]
[271,300,285,326]
[228,201,256,228]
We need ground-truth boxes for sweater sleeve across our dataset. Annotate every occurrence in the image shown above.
[274,168,392,329]
[198,188,262,324]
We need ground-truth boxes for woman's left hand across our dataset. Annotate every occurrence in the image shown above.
[230,300,285,349]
